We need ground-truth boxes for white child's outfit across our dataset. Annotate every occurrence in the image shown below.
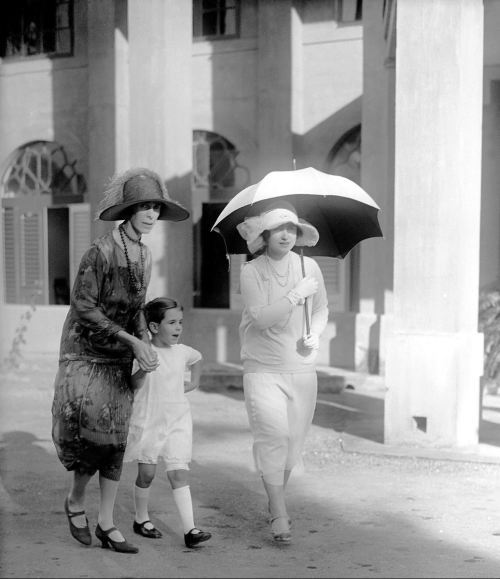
[124,343,202,471]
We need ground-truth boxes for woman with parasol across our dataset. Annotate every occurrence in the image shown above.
[236,201,329,544]
[51,167,189,553]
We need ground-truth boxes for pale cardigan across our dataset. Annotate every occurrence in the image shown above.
[239,252,329,373]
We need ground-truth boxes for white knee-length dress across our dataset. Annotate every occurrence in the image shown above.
[124,343,202,469]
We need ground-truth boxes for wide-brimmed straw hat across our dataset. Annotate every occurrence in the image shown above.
[95,167,190,222]
[236,204,319,254]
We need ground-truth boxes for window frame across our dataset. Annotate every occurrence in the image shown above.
[0,0,74,61]
[193,0,240,42]
[192,130,240,197]
[336,0,363,24]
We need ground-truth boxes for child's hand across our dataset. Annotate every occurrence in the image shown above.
[131,368,148,391]
[184,360,202,393]
[184,381,199,393]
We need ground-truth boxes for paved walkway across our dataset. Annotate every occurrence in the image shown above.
[1,355,500,578]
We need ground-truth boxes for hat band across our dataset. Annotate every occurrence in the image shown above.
[261,208,299,231]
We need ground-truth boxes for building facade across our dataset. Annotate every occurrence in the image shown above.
[1,0,499,439]
[0,0,368,366]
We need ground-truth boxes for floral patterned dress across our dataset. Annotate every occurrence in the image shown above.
[51,231,152,481]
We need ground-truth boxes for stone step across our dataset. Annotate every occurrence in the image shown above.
[199,363,345,394]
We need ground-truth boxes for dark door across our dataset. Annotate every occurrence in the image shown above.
[199,202,230,308]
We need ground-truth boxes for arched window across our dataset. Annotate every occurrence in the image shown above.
[320,125,362,313]
[192,130,250,200]
[2,141,85,201]
[327,124,361,183]
[2,141,89,305]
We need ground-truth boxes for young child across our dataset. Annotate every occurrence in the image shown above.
[123,297,212,548]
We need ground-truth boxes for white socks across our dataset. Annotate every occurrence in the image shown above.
[135,483,198,534]
[133,484,154,530]
[173,486,196,534]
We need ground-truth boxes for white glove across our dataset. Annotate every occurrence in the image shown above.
[303,332,319,350]
[293,276,318,300]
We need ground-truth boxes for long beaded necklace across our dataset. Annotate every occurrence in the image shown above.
[266,253,294,334]
[120,223,142,244]
[118,224,145,292]
[266,254,291,287]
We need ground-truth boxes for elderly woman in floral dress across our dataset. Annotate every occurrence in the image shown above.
[51,167,189,553]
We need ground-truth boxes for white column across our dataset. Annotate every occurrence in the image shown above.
[87,0,119,241]
[358,0,395,373]
[256,0,295,179]
[385,0,484,447]
[128,0,193,305]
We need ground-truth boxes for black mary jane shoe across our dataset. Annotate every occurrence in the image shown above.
[133,520,162,539]
[184,528,212,548]
[64,496,92,546]
[95,524,139,554]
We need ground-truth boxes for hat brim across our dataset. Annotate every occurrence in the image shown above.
[244,217,319,254]
[99,199,190,222]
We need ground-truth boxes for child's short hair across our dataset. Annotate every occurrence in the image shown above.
[144,297,183,326]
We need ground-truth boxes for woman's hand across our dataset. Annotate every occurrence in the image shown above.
[294,276,318,300]
[131,339,159,372]
[303,332,320,350]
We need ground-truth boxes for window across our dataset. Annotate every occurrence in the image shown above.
[323,125,362,313]
[193,131,241,198]
[327,124,361,181]
[2,141,85,202]
[0,0,73,59]
[336,0,362,23]
[2,142,88,305]
[193,0,240,40]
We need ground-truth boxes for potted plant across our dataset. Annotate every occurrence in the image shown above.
[479,279,500,395]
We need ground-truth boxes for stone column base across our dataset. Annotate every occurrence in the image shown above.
[384,331,484,448]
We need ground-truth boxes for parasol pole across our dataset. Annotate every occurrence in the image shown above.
[294,156,311,337]
[300,248,311,337]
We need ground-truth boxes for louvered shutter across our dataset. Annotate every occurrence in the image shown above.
[313,256,347,312]
[3,206,18,303]
[19,209,45,305]
[69,204,91,289]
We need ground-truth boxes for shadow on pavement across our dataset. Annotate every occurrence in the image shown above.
[204,382,500,451]
[314,391,385,444]
[479,419,500,447]
[3,355,500,577]
[201,383,386,444]
[2,418,500,576]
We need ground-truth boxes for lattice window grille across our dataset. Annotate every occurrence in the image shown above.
[1,141,85,199]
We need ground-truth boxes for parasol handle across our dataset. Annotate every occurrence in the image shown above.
[300,249,311,337]
[295,163,310,337]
